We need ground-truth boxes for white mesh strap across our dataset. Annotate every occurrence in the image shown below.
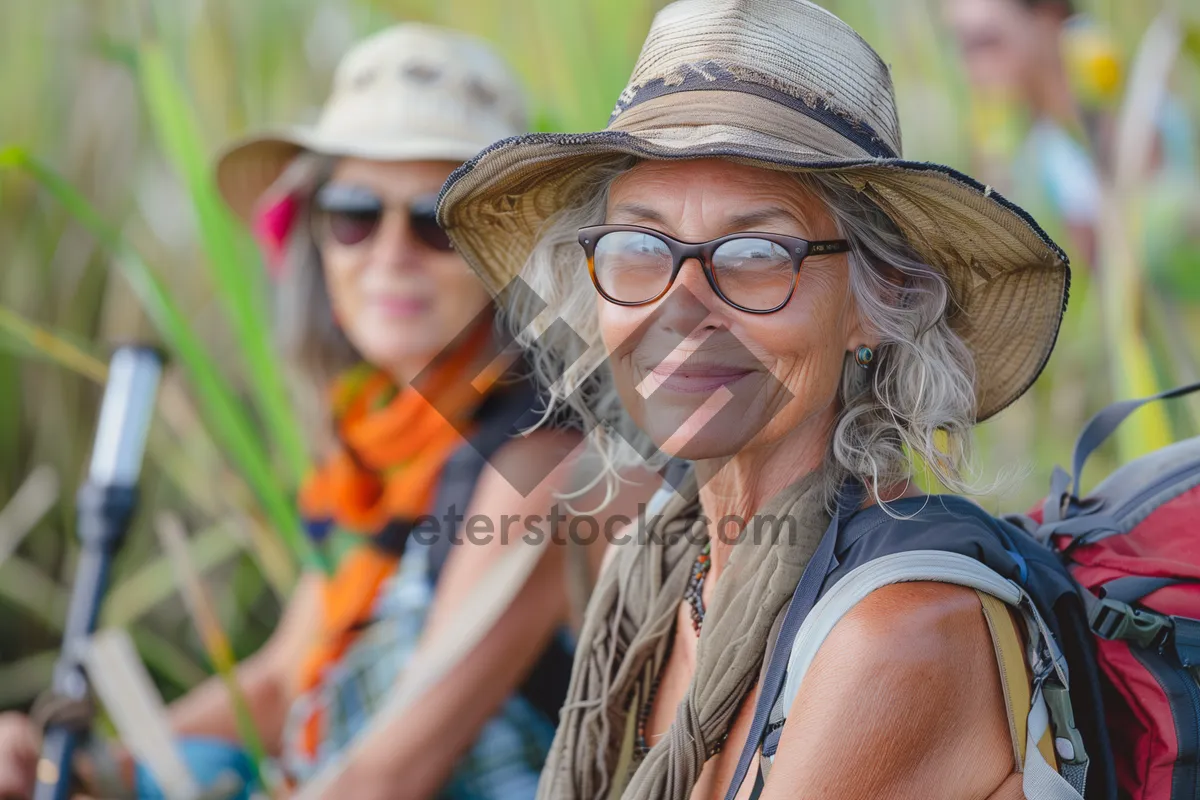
[778,551,1023,710]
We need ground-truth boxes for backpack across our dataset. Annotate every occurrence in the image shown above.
[724,380,1200,800]
[1027,381,1200,799]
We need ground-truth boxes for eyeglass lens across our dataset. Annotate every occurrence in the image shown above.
[591,230,795,311]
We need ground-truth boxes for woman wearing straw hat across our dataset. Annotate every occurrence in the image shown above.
[438,2,1108,799]
[208,23,608,800]
[0,23,630,800]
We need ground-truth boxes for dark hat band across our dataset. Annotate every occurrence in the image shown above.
[607,60,899,160]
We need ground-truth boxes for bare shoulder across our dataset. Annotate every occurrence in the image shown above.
[489,427,583,469]
[795,582,999,733]
[486,428,583,491]
[762,582,1015,799]
[827,581,991,662]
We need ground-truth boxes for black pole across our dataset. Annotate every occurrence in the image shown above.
[33,346,164,800]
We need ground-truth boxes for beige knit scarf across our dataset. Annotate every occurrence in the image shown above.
[538,467,832,800]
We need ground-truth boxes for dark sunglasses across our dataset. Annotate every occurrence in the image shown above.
[311,183,453,252]
[578,224,851,314]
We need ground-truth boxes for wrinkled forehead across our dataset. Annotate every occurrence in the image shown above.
[605,159,833,234]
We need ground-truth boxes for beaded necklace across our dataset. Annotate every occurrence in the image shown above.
[683,540,712,635]
[634,540,713,757]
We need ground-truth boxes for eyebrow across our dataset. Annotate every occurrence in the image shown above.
[607,203,804,233]
[607,202,666,225]
[726,207,802,231]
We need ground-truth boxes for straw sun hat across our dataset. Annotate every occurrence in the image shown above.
[215,23,528,223]
[438,0,1070,421]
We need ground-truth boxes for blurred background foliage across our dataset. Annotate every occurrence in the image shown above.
[0,0,1197,709]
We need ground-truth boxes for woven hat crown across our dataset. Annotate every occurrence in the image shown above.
[215,22,528,223]
[609,0,902,160]
[316,23,527,144]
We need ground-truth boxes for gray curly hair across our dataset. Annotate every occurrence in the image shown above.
[509,158,979,506]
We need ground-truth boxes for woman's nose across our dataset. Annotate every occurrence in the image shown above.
[370,210,424,272]
[657,258,726,332]
[669,257,725,311]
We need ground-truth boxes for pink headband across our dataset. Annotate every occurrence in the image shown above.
[252,193,300,278]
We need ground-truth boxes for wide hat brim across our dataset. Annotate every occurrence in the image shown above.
[438,129,1070,422]
[216,127,494,223]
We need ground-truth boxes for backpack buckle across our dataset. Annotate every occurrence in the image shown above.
[1043,679,1088,766]
[1090,597,1173,649]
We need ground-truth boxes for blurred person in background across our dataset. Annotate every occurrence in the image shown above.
[942,0,1103,263]
[0,22,638,800]
[943,0,1198,269]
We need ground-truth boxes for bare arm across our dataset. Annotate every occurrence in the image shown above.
[324,430,583,800]
[759,582,1020,800]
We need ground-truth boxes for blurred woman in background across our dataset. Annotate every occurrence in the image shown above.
[0,22,628,800]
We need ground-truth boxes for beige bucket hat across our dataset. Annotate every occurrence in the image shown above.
[437,0,1071,421]
[215,23,527,222]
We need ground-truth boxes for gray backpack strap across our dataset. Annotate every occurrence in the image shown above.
[1045,379,1200,524]
[758,552,1087,800]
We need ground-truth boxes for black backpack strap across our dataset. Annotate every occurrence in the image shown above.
[721,481,864,800]
[425,446,488,581]
[423,378,574,724]
[425,380,541,582]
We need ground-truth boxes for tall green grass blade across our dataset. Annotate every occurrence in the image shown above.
[137,41,309,484]
[156,513,271,790]
[4,147,327,574]
[128,628,210,695]
[0,554,67,631]
[0,303,298,591]
[0,304,108,383]
[0,650,59,707]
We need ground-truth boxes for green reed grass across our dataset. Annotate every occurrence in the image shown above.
[5,148,325,573]
[138,39,310,484]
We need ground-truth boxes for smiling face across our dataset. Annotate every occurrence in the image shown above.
[595,159,870,463]
[316,158,492,382]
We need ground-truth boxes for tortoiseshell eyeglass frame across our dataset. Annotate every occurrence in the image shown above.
[578,224,851,315]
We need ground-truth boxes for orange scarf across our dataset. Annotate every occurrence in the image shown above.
[295,320,500,755]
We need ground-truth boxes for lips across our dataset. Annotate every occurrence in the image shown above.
[373,294,431,317]
[646,362,755,394]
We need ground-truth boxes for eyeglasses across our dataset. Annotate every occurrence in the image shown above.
[311,184,453,252]
[578,224,851,314]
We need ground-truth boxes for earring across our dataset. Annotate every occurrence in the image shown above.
[854,345,875,369]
